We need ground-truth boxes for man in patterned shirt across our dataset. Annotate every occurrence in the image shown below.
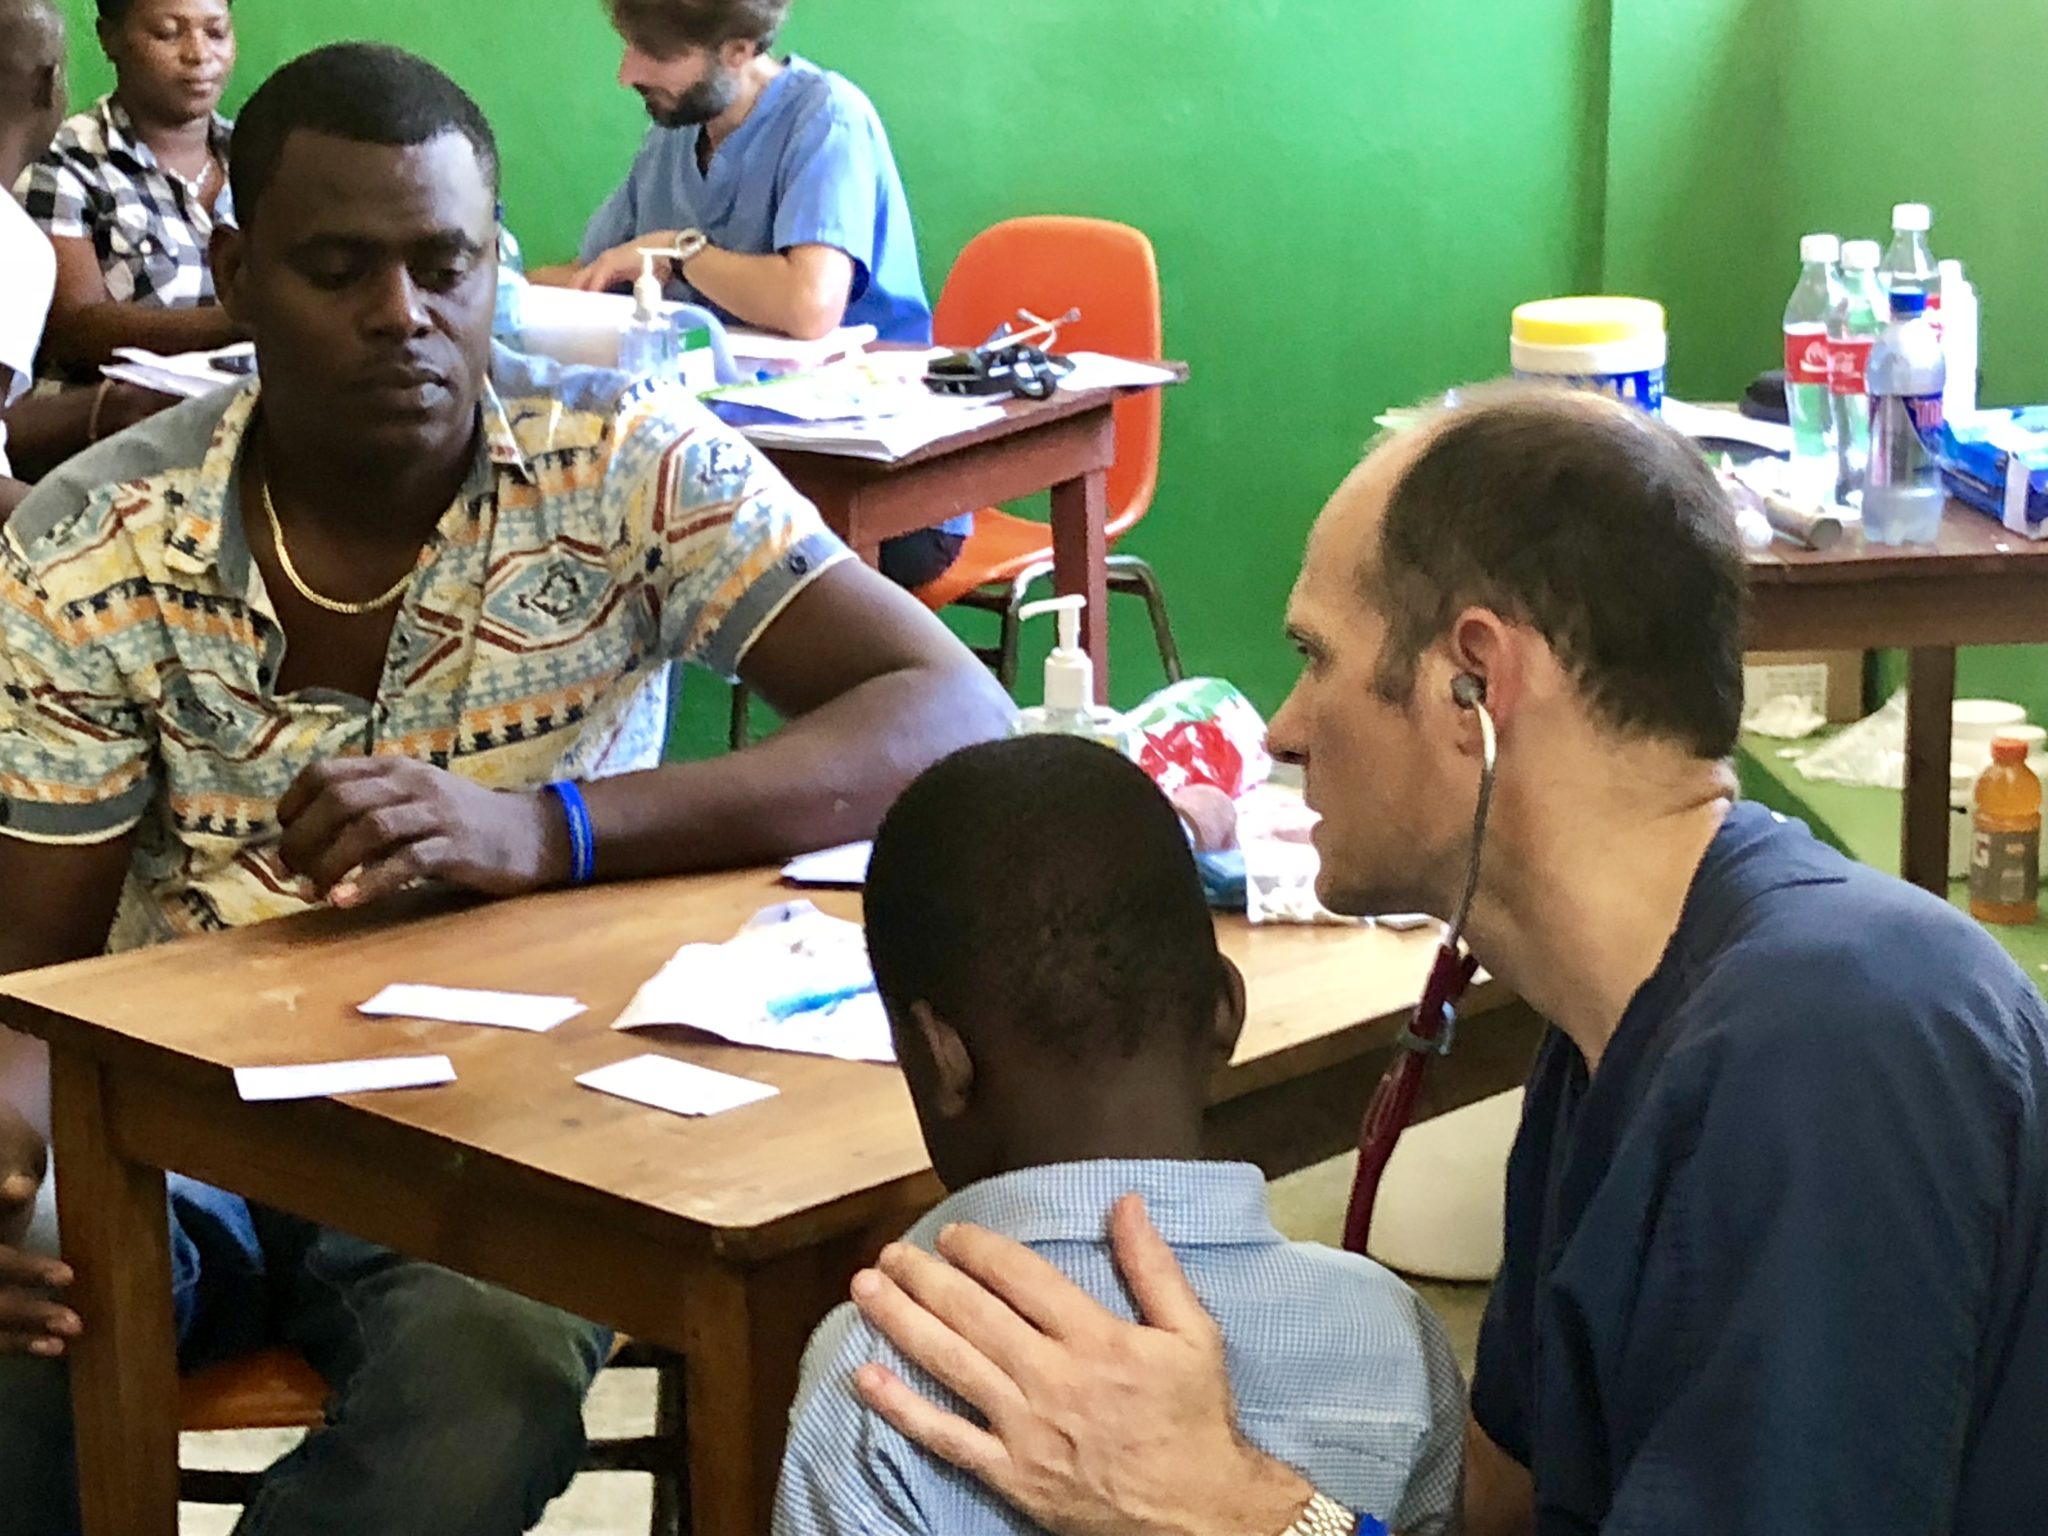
[0,41,1008,1536]
[772,737,1463,1536]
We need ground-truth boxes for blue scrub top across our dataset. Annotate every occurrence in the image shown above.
[581,57,932,345]
[1473,802,2048,1534]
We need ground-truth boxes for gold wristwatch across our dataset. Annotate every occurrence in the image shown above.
[1279,1491,1357,1536]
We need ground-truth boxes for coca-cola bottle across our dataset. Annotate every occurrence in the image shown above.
[1783,232,1841,500]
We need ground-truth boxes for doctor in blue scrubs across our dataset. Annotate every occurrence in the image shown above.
[541,0,962,587]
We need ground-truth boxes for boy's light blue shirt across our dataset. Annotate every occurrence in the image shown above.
[580,56,932,346]
[773,1159,1466,1536]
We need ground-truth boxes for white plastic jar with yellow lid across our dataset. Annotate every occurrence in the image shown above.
[1510,296,1668,411]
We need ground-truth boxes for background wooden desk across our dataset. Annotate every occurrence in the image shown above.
[0,869,1539,1536]
[765,369,1186,705]
[1746,503,2048,893]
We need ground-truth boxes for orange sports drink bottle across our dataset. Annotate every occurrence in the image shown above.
[1971,736,2040,925]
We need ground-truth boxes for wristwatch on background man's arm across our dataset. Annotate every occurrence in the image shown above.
[660,228,709,287]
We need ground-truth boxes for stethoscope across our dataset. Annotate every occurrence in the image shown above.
[1341,671,1498,1254]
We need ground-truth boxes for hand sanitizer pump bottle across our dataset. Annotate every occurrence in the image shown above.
[617,251,677,384]
[1009,595,1131,752]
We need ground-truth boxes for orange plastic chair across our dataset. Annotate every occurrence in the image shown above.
[177,1341,688,1533]
[912,216,1182,689]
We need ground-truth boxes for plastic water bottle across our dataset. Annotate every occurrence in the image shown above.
[1865,288,1947,545]
[1783,233,1841,498]
[1879,202,1941,334]
[1939,258,1979,422]
[1827,239,1885,506]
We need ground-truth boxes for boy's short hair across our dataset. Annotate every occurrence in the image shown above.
[864,737,1224,1064]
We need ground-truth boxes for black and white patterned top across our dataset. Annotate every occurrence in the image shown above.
[14,95,234,311]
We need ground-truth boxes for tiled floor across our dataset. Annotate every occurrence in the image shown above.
[177,1151,1490,1534]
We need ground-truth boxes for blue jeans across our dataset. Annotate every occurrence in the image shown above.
[0,1176,608,1536]
[877,526,968,590]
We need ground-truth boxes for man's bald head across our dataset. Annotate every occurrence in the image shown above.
[0,0,66,185]
[1342,383,1748,758]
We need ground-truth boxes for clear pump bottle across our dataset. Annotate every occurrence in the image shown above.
[1009,596,1131,751]
[617,251,678,384]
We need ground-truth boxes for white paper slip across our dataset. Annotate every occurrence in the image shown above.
[780,841,872,888]
[1058,352,1179,392]
[104,342,254,400]
[358,983,586,1033]
[1373,913,1439,932]
[1659,397,1795,456]
[576,1053,779,1118]
[235,1055,456,1102]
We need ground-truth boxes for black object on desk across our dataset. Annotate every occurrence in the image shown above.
[925,343,1074,400]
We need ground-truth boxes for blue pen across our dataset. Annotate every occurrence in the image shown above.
[766,981,875,1021]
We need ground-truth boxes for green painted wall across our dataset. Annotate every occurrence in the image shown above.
[1608,0,2048,721]
[1608,0,2048,407]
[48,0,2040,735]
[51,0,1608,739]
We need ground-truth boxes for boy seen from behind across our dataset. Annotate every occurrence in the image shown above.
[773,736,1464,1535]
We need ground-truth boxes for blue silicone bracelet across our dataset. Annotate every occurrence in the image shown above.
[543,781,596,885]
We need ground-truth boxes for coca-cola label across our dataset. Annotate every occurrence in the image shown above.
[1784,329,1831,385]
[1829,337,1874,396]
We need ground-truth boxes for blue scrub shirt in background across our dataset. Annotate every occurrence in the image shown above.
[581,56,932,346]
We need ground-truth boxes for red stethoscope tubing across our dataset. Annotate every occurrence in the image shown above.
[1341,696,1497,1255]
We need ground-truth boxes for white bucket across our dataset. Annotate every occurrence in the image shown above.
[1510,296,1667,412]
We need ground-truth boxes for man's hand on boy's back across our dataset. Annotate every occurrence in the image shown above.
[0,1101,75,1357]
[849,1193,1314,1536]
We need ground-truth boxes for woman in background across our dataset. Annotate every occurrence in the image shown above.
[15,0,238,381]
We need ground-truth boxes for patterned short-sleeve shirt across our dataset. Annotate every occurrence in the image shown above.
[0,346,848,952]
[15,95,234,314]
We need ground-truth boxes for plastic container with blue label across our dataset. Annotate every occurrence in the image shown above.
[1510,296,1667,412]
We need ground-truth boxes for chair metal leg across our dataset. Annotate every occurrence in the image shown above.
[728,684,751,752]
[997,560,1056,693]
[1107,554,1184,682]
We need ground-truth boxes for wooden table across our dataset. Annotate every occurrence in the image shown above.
[1746,503,2048,893]
[0,869,1539,1536]
[766,371,1184,705]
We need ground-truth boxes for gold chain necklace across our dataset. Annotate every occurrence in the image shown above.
[259,474,416,616]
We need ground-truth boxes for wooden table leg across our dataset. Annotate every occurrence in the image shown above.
[680,1217,911,1534]
[49,1049,179,1536]
[681,1248,842,1534]
[1050,465,1111,703]
[1904,646,1957,894]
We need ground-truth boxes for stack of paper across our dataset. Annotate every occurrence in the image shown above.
[708,350,1006,460]
[103,343,254,400]
[731,401,1008,460]
[727,324,877,374]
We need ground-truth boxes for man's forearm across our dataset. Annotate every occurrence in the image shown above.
[679,247,847,341]
[1,390,95,483]
[43,301,240,371]
[578,658,1011,879]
